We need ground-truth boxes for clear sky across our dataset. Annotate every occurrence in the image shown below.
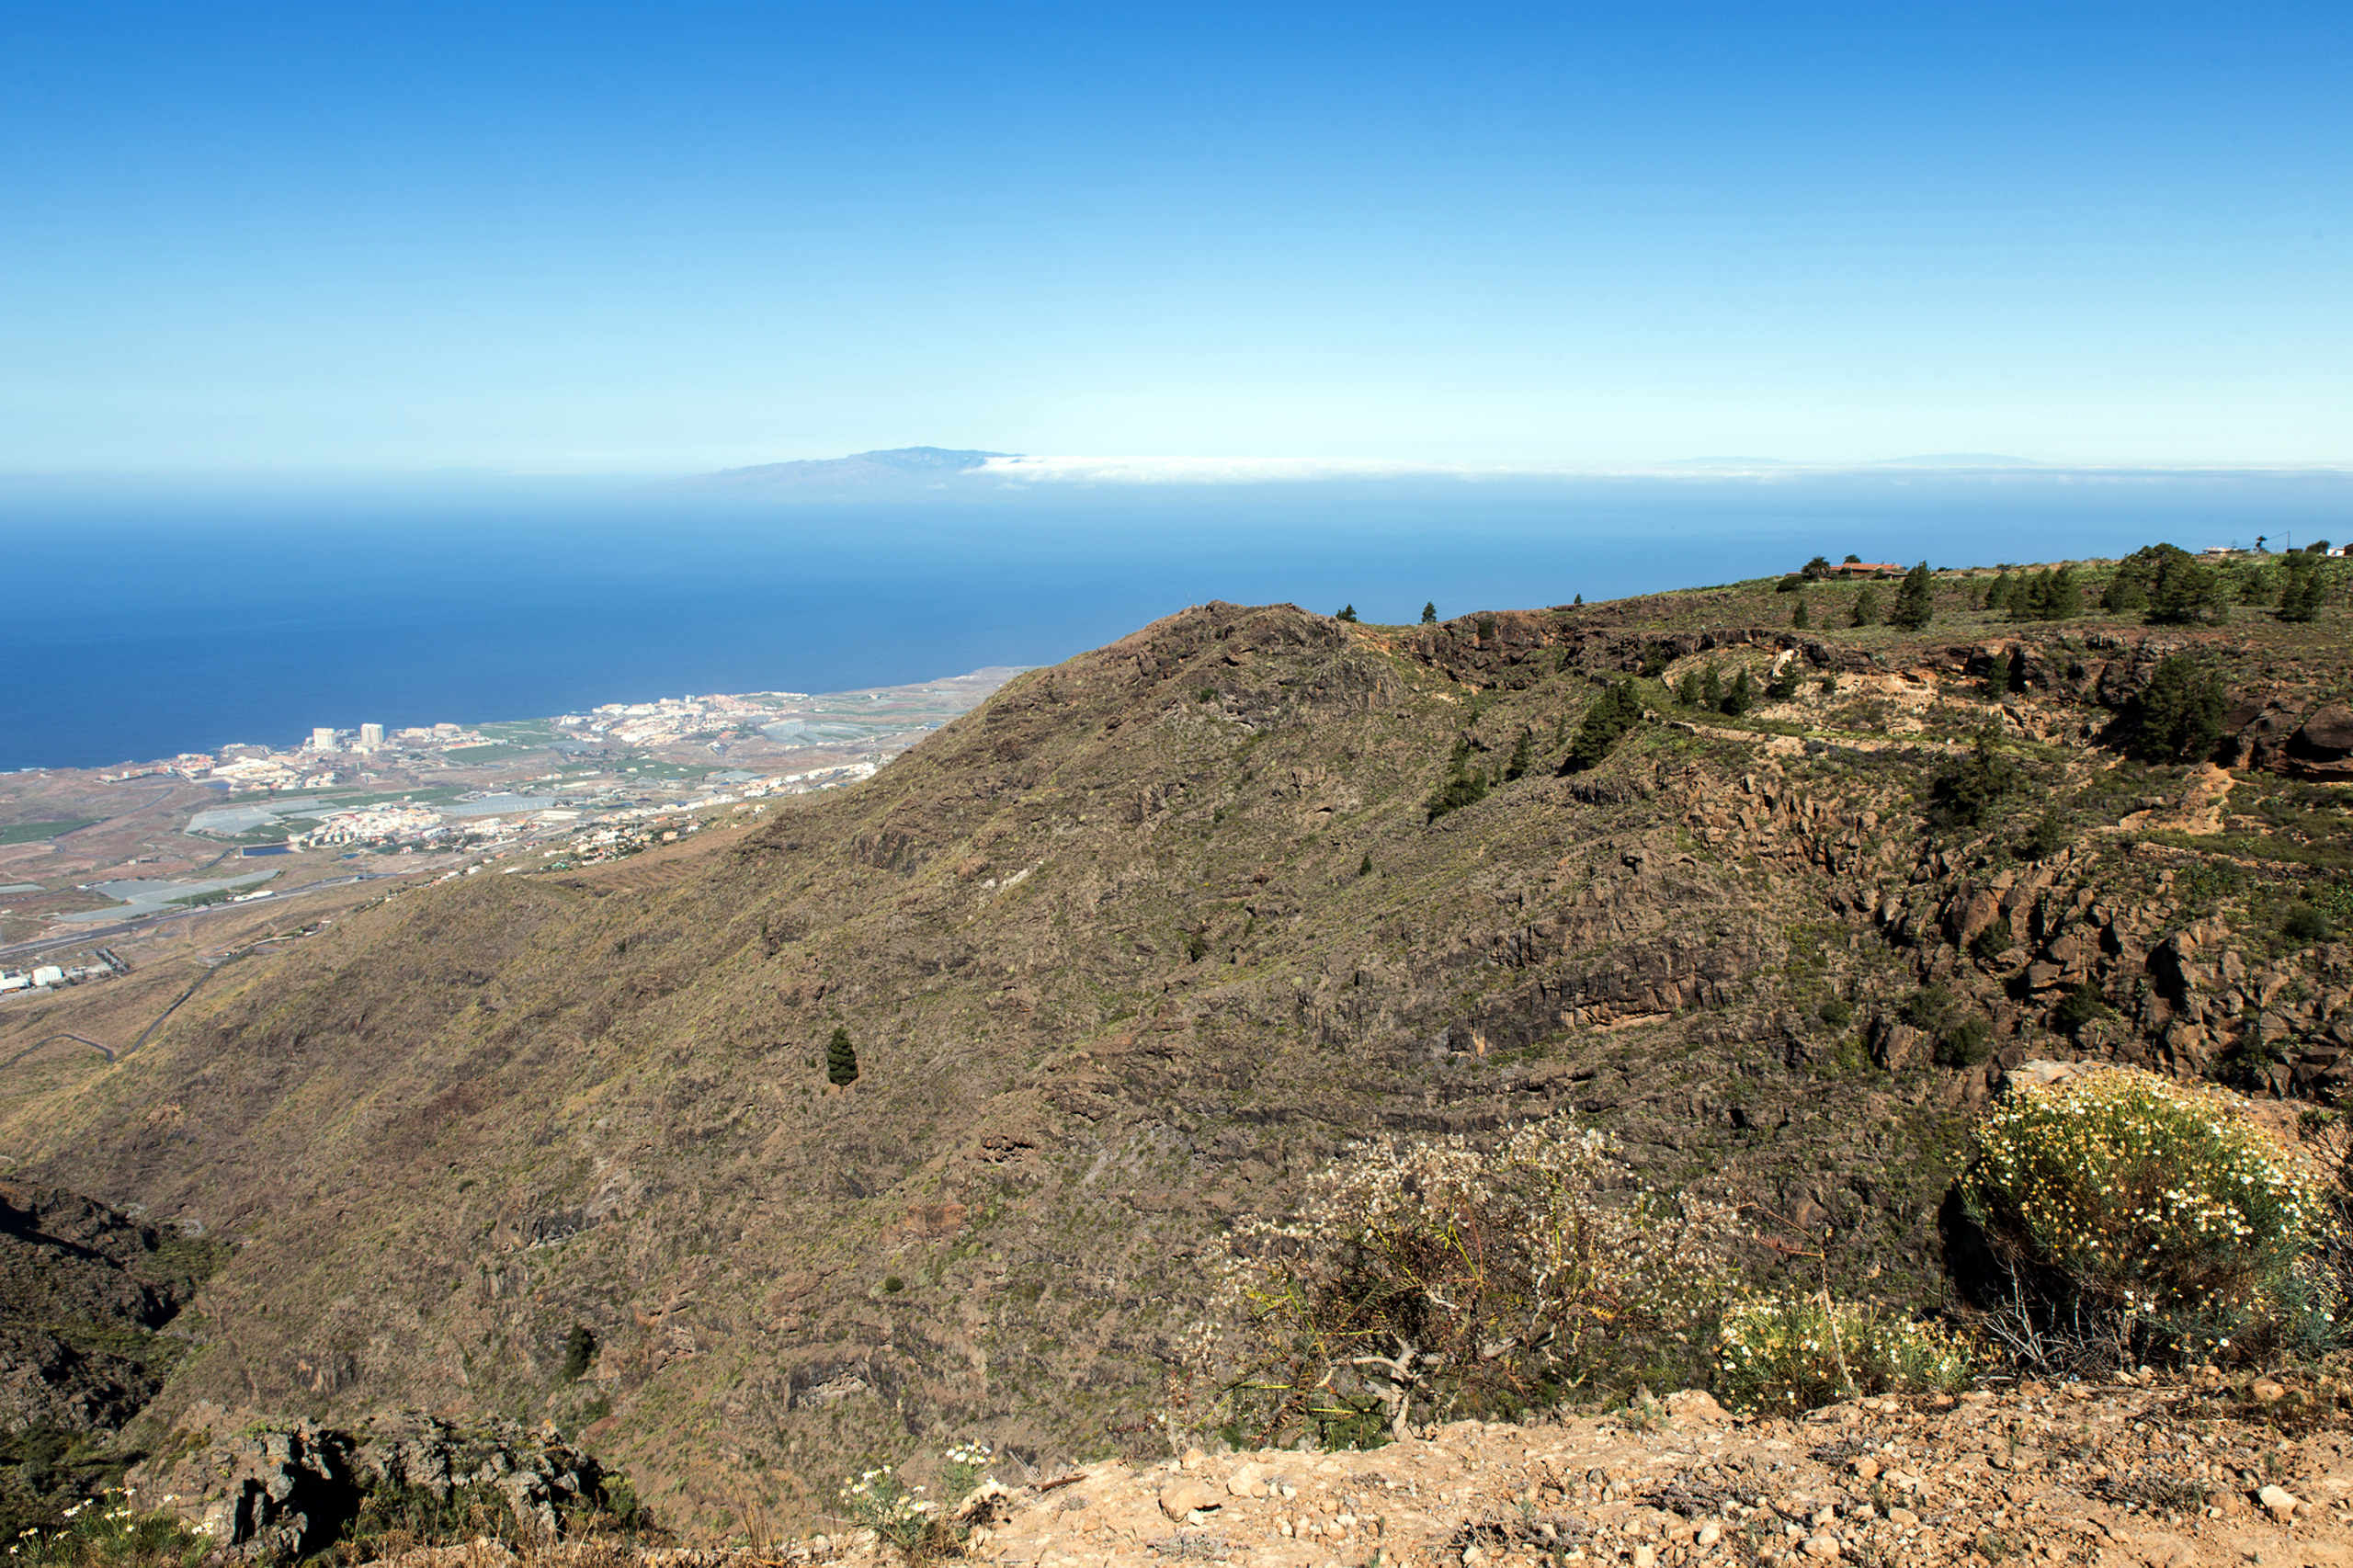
[4,2,2347,473]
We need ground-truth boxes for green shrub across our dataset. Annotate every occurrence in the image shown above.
[2019,805,2072,860]
[2049,983,2110,1037]
[1899,984,1958,1032]
[1902,987,1995,1066]
[1850,587,1880,628]
[2281,903,2333,943]
[1818,997,1854,1029]
[560,1324,597,1382]
[1961,1066,2343,1364]
[1927,730,2022,830]
[1714,1295,1972,1413]
[1935,1017,1994,1067]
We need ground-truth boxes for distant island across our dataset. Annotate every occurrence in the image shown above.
[685,446,1009,492]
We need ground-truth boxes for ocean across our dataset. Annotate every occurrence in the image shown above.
[5,469,2347,771]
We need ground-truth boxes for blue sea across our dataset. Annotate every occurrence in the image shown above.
[5,469,2347,771]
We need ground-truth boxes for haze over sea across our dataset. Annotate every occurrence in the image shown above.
[6,468,2348,773]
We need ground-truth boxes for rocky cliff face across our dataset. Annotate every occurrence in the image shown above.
[0,570,2346,1525]
[0,1181,219,1529]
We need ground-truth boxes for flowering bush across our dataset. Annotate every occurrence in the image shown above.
[1961,1066,2342,1364]
[1714,1294,1972,1412]
[836,1443,994,1564]
[1171,1119,1739,1448]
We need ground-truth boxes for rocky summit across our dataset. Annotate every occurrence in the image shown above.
[0,555,2348,1543]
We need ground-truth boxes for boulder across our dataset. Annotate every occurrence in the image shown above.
[1664,1389,1730,1423]
[2290,705,2353,761]
[1158,1478,1222,1521]
[2286,706,2353,778]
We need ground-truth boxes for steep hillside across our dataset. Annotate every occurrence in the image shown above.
[0,559,2347,1524]
[0,1182,219,1530]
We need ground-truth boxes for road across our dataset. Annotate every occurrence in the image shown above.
[0,871,405,964]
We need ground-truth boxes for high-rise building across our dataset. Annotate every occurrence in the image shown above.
[358,722,385,748]
[310,727,337,751]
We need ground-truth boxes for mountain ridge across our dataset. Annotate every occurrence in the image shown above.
[0,558,2347,1529]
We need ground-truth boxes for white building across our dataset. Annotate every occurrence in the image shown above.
[358,722,385,748]
[30,964,64,988]
[310,726,337,751]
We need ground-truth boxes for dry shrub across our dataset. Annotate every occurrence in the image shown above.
[1169,1119,1738,1448]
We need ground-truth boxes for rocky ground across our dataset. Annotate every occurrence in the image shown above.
[344,1376,2353,1568]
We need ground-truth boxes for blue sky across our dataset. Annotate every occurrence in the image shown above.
[3,2,2347,473]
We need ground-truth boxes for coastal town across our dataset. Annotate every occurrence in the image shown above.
[0,668,1023,991]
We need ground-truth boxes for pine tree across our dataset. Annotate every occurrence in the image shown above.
[2278,551,2328,622]
[1561,681,1645,773]
[1425,735,1491,821]
[1791,593,1810,630]
[1719,667,1755,716]
[2040,565,2082,619]
[1503,726,1534,781]
[825,1025,859,1086]
[2146,548,2229,625]
[1420,601,1438,624]
[1336,604,1358,622]
[2120,655,2228,762]
[1851,586,1881,628]
[1573,592,1583,605]
[1358,852,1373,877]
[1700,665,1722,708]
[1892,562,1934,631]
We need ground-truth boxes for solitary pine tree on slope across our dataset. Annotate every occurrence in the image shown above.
[1892,562,1935,630]
[825,1025,859,1086]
